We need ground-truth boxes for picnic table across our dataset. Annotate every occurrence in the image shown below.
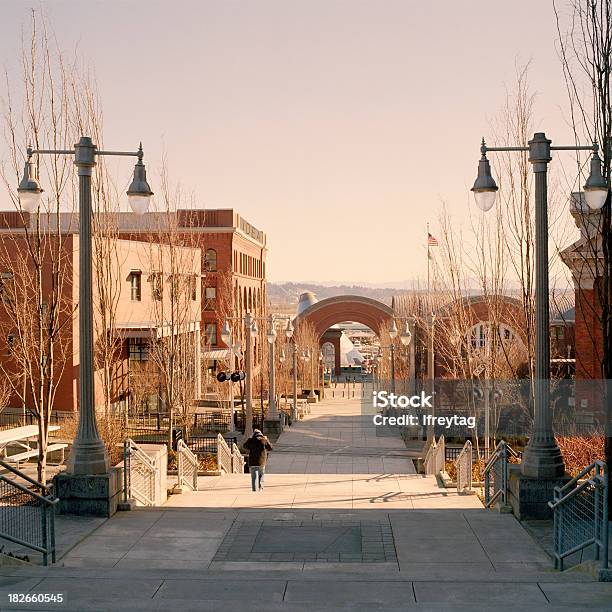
[0,425,65,468]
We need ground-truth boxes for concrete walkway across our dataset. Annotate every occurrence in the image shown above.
[1,392,611,610]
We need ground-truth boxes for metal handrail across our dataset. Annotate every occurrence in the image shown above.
[123,438,156,506]
[455,440,472,493]
[177,439,198,491]
[231,442,244,474]
[0,458,52,496]
[548,460,608,572]
[0,466,57,566]
[216,433,232,474]
[483,440,509,508]
[424,435,445,475]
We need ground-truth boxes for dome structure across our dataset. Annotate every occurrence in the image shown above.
[296,291,318,316]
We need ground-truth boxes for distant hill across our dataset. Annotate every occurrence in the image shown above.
[267,282,415,307]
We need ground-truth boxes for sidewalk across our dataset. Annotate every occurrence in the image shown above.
[0,394,610,610]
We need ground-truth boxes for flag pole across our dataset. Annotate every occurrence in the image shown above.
[426,222,430,310]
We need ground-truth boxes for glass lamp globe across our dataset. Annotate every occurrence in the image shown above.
[285,320,294,339]
[389,321,398,340]
[267,327,277,344]
[250,320,258,338]
[584,188,608,211]
[128,194,151,216]
[221,321,232,346]
[400,321,412,346]
[474,190,497,212]
[19,190,44,213]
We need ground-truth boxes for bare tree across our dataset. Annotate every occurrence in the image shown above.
[0,13,80,482]
[553,0,612,480]
[146,176,200,444]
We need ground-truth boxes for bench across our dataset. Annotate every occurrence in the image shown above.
[5,443,68,468]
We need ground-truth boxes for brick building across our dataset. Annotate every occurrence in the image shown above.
[115,208,268,375]
[0,207,267,412]
[561,192,606,418]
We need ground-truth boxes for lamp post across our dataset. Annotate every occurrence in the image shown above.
[266,315,278,419]
[18,137,153,477]
[221,320,244,432]
[224,313,293,437]
[472,133,608,480]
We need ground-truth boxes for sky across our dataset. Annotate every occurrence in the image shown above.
[0,1,581,285]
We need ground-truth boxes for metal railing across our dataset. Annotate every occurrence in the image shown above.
[231,442,244,474]
[123,439,156,507]
[455,440,473,493]
[216,434,232,474]
[0,459,57,566]
[483,440,511,508]
[424,435,445,475]
[549,460,608,572]
[177,439,198,491]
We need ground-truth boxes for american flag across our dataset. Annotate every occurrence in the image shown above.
[428,232,439,247]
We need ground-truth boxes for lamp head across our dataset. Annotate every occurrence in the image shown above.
[389,320,398,340]
[471,139,498,212]
[17,158,43,213]
[127,144,153,215]
[583,148,608,210]
[285,319,294,339]
[399,320,412,346]
[250,319,258,338]
[221,320,232,346]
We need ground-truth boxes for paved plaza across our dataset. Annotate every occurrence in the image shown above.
[0,393,611,610]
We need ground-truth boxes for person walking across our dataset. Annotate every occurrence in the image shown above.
[243,429,272,491]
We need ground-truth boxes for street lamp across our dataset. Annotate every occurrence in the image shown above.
[266,314,278,419]
[471,133,608,480]
[18,137,152,477]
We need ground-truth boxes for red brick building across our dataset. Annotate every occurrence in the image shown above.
[0,207,267,412]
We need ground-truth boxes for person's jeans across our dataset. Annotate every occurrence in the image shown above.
[250,466,265,491]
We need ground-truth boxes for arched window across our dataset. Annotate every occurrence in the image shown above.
[468,322,518,350]
[205,248,217,272]
[243,287,247,312]
[248,287,252,311]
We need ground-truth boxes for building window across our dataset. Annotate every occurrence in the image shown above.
[205,249,217,272]
[0,272,13,302]
[191,275,198,301]
[128,338,149,361]
[150,272,163,301]
[205,323,217,346]
[6,333,15,356]
[205,286,217,310]
[129,271,142,301]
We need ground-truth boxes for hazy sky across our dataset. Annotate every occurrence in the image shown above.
[0,1,578,284]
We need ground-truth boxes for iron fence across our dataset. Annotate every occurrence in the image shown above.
[0,459,57,566]
[186,434,238,456]
[549,460,608,572]
[445,445,487,462]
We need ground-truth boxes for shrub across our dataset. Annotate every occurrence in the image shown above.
[556,435,604,478]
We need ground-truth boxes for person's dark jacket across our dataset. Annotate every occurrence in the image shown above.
[243,434,273,467]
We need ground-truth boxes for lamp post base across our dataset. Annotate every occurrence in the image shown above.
[520,441,565,479]
[263,418,283,436]
[53,469,122,517]
[64,438,109,476]
[507,464,571,520]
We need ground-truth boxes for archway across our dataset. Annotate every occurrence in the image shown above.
[294,295,395,375]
